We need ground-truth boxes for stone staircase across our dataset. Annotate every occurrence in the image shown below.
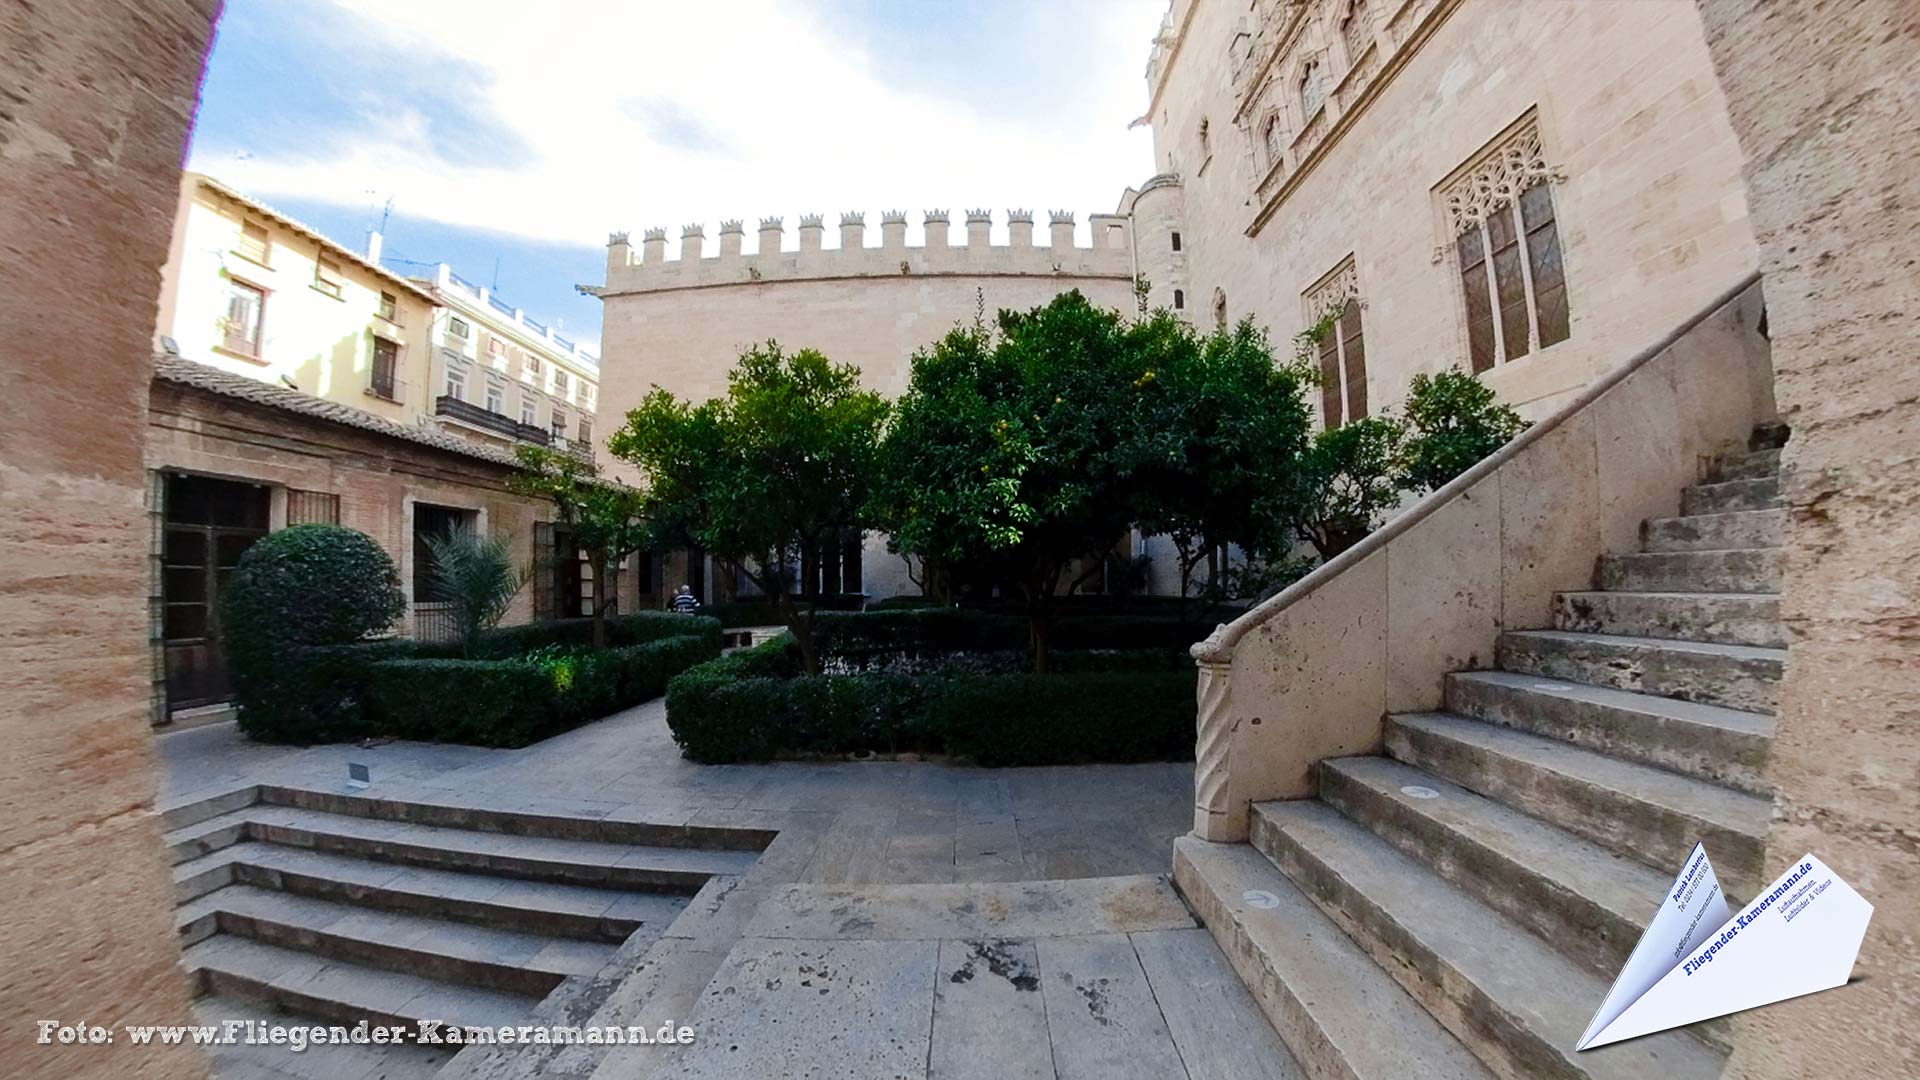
[1176,429,1787,1079]
[163,785,770,1055]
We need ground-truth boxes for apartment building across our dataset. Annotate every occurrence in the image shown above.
[414,264,601,460]
[153,172,436,420]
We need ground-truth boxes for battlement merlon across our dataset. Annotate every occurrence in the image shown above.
[604,209,1133,287]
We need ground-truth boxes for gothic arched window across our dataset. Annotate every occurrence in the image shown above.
[1341,0,1371,66]
[1299,60,1327,119]
[1263,114,1284,165]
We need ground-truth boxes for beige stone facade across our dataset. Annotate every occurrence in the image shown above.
[1138,0,1760,421]
[1693,1,1920,1074]
[595,211,1139,599]
[0,1,217,1075]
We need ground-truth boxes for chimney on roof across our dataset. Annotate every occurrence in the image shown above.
[366,230,383,263]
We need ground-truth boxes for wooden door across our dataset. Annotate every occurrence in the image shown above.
[162,474,269,710]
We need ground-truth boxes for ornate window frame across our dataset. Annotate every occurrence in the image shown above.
[1434,109,1572,368]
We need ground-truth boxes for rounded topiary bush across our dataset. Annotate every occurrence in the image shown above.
[223,524,406,743]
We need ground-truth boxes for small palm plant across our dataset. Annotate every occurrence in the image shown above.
[423,523,530,654]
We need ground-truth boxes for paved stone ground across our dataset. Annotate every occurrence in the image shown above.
[160,699,1194,886]
[159,702,1290,1079]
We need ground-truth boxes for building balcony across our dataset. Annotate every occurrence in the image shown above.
[434,395,549,446]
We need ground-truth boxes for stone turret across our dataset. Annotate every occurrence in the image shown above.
[1049,210,1075,250]
[799,213,824,253]
[1008,209,1034,247]
[839,211,865,252]
[680,223,705,260]
[924,209,951,248]
[718,219,743,258]
[965,209,992,247]
[880,210,908,249]
[606,231,631,274]
[642,227,667,263]
[759,216,784,256]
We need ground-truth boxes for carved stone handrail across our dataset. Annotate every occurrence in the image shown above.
[1189,270,1770,841]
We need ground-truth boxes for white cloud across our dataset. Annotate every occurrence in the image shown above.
[196,0,1167,256]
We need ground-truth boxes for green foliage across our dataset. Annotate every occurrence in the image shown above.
[931,670,1195,766]
[236,612,720,745]
[702,595,864,629]
[509,444,653,648]
[1126,312,1316,599]
[807,608,1204,664]
[363,633,718,748]
[1291,415,1410,560]
[872,291,1153,670]
[222,525,406,742]
[422,523,529,653]
[662,635,1194,767]
[612,341,889,673]
[1398,367,1528,492]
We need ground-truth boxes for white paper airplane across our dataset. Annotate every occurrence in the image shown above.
[1578,844,1873,1050]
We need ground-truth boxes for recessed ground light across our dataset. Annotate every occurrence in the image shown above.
[1243,890,1280,909]
[1400,785,1440,799]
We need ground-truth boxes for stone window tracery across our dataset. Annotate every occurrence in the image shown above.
[1262,113,1285,167]
[1306,261,1366,427]
[1340,0,1372,67]
[1442,114,1570,370]
[1299,59,1327,120]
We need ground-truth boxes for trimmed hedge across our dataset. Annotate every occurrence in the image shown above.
[664,636,1195,766]
[243,612,721,745]
[365,634,718,748]
[225,525,408,743]
[702,594,866,629]
[810,608,1205,665]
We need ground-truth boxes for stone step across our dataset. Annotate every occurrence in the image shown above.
[182,935,537,1035]
[180,884,616,997]
[1320,758,1673,979]
[1551,590,1784,649]
[1497,629,1783,714]
[1681,476,1780,515]
[1444,670,1774,795]
[1642,508,1785,553]
[256,785,774,852]
[192,804,756,893]
[1597,548,1782,593]
[1709,447,1781,482]
[174,842,686,942]
[1384,713,1769,896]
[1170,836,1495,1080]
[1250,801,1728,1080]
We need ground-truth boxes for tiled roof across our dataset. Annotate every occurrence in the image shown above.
[153,355,520,467]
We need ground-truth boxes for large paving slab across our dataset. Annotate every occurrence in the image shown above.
[636,937,941,1080]
[745,874,1196,941]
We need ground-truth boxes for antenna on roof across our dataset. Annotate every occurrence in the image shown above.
[491,256,501,292]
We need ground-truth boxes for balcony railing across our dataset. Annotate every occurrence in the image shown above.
[435,395,550,445]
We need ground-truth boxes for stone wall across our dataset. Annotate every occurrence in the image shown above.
[1144,0,1760,420]
[1187,280,1770,840]
[596,216,1138,600]
[0,1,219,1076]
[1692,2,1920,1075]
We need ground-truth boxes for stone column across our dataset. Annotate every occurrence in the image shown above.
[1193,656,1239,841]
[1692,1,1920,1074]
[0,1,217,1076]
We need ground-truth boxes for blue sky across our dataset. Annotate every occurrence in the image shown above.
[188,0,1167,354]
